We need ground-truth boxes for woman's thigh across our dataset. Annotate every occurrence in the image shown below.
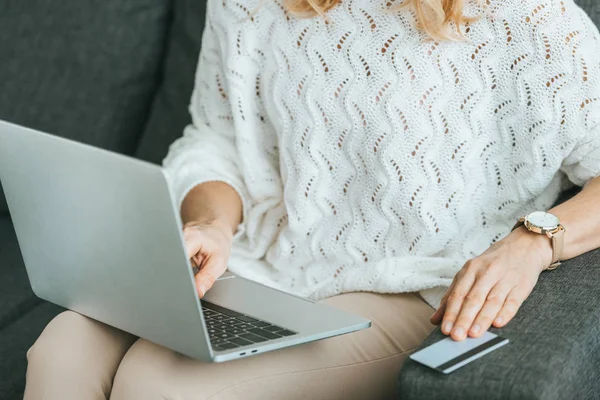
[24,310,137,400]
[111,292,435,400]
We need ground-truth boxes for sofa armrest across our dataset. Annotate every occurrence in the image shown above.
[397,244,600,400]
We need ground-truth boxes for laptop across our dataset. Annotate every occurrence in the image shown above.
[0,120,370,362]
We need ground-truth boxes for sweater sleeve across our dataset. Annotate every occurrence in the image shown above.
[557,1,600,186]
[561,124,600,187]
[162,16,250,236]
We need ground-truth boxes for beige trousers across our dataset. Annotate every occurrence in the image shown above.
[24,292,435,400]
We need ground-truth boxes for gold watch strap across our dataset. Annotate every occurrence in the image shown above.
[547,226,565,270]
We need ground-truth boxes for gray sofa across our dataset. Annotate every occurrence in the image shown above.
[0,1,598,400]
[0,0,205,398]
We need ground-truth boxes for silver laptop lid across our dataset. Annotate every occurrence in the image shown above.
[0,120,212,361]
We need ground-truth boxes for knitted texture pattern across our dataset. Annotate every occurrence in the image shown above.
[163,0,600,308]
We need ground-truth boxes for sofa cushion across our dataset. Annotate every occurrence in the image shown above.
[398,246,600,400]
[135,0,208,164]
[576,0,599,24]
[0,216,40,330]
[0,302,64,400]
[0,188,6,217]
[0,0,172,212]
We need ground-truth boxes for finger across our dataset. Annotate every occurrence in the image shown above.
[192,253,206,269]
[441,264,477,336]
[430,299,447,325]
[468,282,514,338]
[194,254,227,298]
[431,268,466,325]
[450,264,504,340]
[493,285,530,328]
[430,282,455,325]
[190,257,200,275]
[183,228,207,273]
[183,227,206,260]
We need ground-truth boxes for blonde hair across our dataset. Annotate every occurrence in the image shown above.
[284,0,478,40]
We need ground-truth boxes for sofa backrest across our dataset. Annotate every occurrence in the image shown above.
[0,0,171,213]
[577,0,599,25]
[135,0,208,165]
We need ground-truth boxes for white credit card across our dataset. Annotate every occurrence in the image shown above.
[409,331,509,374]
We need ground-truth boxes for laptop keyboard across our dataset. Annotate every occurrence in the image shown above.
[201,301,298,351]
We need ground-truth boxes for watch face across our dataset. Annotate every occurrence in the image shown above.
[526,211,559,230]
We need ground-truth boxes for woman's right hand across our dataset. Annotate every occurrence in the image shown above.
[183,219,233,298]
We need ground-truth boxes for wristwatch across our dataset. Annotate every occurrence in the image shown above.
[511,211,566,271]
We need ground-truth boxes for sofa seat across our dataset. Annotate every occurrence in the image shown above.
[0,215,64,399]
[0,215,44,329]
[398,236,600,400]
[0,303,63,399]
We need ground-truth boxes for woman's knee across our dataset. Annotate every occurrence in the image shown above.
[27,311,91,368]
[26,310,136,398]
[110,339,182,400]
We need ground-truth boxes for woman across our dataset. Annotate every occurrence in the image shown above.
[25,0,600,397]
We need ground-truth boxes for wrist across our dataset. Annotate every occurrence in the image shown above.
[511,225,554,272]
[180,182,243,237]
[184,216,235,238]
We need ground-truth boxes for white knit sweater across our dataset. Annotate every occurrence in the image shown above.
[163,0,600,308]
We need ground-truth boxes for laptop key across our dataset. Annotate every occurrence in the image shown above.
[276,329,297,337]
[248,328,282,340]
[262,325,284,332]
[229,337,253,347]
[240,333,268,343]
[202,301,245,318]
[210,338,228,345]
[225,328,245,335]
[203,301,294,340]
[215,342,240,351]
[236,316,260,323]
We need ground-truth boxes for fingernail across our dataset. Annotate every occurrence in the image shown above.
[453,327,464,338]
[443,321,453,333]
[471,324,481,334]
[494,317,502,325]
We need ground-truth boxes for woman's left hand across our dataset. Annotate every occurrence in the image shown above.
[430,226,554,341]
